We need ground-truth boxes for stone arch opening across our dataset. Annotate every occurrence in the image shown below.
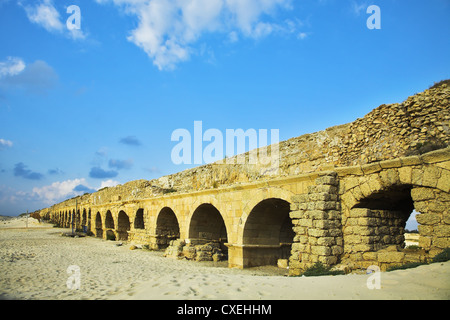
[76,210,81,230]
[106,229,116,241]
[117,210,130,241]
[68,210,72,228]
[88,209,91,232]
[155,207,180,250]
[350,185,415,251]
[353,185,414,212]
[82,209,87,229]
[134,209,145,230]
[189,204,228,258]
[105,210,114,229]
[242,198,293,268]
[95,212,103,238]
[343,183,433,269]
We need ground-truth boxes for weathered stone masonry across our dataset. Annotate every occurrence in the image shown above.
[40,83,450,275]
[288,149,450,274]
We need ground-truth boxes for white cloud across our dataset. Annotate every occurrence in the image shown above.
[22,0,86,40]
[31,178,121,204]
[100,179,120,189]
[351,1,369,16]
[225,0,291,36]
[32,178,88,204]
[0,57,26,78]
[24,0,65,32]
[97,0,297,70]
[0,186,18,204]
[297,32,308,40]
[0,138,13,149]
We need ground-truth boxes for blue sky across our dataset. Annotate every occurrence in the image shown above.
[0,0,449,225]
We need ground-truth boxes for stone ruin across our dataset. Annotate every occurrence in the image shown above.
[40,81,450,274]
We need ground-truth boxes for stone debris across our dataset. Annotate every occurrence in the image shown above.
[164,240,226,262]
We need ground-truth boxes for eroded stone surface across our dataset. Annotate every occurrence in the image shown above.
[40,83,450,275]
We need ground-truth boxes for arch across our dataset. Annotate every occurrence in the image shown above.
[134,208,145,230]
[242,198,293,267]
[64,211,68,228]
[106,229,116,241]
[87,209,91,232]
[68,210,72,228]
[353,184,414,212]
[341,163,450,265]
[105,210,114,229]
[236,188,295,244]
[70,210,74,228]
[76,209,81,230]
[155,207,180,250]
[349,185,414,252]
[189,204,228,243]
[117,210,131,241]
[188,203,228,261]
[95,212,103,238]
[340,164,449,211]
[82,209,87,228]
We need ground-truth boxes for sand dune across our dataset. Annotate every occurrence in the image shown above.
[0,216,48,229]
[0,223,449,300]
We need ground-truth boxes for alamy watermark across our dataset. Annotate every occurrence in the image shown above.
[49,3,379,35]
[367,5,381,30]
[66,265,81,290]
[66,5,81,31]
[366,265,381,290]
[171,121,280,175]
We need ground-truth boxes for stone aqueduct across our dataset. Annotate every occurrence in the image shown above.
[40,84,450,275]
[42,148,450,275]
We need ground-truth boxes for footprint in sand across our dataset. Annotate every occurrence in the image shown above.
[187,287,200,296]
[257,291,271,297]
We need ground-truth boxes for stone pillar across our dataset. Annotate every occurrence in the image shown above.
[289,172,343,275]
[412,187,450,257]
[342,208,408,269]
[128,229,151,245]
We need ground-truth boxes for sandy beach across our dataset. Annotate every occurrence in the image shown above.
[1,217,449,300]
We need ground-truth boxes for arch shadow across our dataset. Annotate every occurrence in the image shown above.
[242,198,293,268]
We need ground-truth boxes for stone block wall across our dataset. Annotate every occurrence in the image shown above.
[46,83,448,211]
[43,83,449,274]
[412,187,450,256]
[289,172,343,275]
[336,151,450,271]
[342,208,410,269]
[128,230,150,245]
